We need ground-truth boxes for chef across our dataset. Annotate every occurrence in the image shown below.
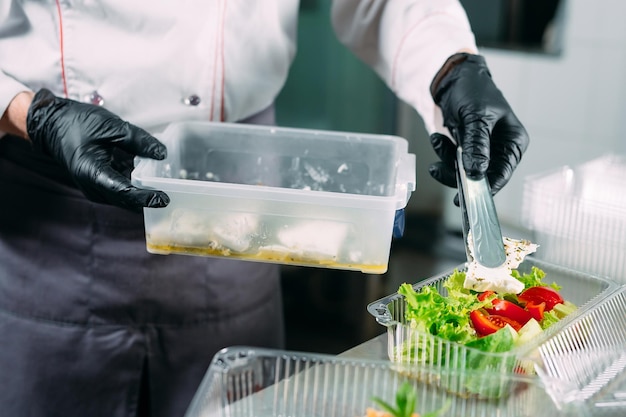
[0,1,529,416]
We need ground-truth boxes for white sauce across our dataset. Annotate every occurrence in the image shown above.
[463,233,539,294]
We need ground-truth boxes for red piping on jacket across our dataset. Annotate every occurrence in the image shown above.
[210,0,227,122]
[219,0,226,122]
[54,0,69,97]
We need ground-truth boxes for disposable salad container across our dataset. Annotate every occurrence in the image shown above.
[183,346,591,417]
[522,154,626,282]
[366,257,619,398]
[532,286,626,416]
[131,121,416,274]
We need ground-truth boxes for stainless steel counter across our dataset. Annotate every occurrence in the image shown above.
[338,332,387,360]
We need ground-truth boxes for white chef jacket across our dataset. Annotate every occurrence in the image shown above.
[0,0,476,134]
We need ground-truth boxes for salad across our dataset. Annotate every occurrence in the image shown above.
[398,265,577,360]
[393,238,578,398]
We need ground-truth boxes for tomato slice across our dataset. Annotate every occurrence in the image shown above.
[470,310,522,336]
[525,300,546,321]
[477,290,495,302]
[518,286,564,311]
[477,292,532,325]
[470,310,501,336]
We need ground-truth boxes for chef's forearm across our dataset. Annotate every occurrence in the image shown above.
[0,91,34,139]
[331,0,478,135]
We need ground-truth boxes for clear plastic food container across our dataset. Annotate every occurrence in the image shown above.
[184,346,591,417]
[366,257,619,398]
[533,286,626,415]
[131,121,416,274]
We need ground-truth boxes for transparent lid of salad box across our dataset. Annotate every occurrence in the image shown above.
[184,346,591,417]
[366,257,619,398]
[521,154,626,281]
[532,286,626,415]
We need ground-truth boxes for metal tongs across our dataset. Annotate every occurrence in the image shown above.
[455,145,507,268]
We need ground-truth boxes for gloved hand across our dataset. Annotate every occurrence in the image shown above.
[428,53,529,205]
[26,88,170,212]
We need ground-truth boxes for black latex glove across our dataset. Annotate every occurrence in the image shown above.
[26,88,170,212]
[428,53,529,205]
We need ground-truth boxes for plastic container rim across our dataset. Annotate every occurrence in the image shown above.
[366,256,621,357]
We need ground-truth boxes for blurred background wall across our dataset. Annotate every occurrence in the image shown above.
[464,0,626,231]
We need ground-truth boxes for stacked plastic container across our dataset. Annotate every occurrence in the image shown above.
[522,157,626,415]
[522,154,626,282]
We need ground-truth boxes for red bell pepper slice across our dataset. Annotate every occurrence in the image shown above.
[524,300,546,321]
[518,286,564,311]
[485,298,533,326]
[477,291,533,326]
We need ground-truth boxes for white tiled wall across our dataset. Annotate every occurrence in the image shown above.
[442,0,626,231]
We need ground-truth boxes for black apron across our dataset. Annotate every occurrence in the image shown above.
[0,107,284,417]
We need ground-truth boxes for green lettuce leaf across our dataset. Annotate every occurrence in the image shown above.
[398,282,476,344]
[539,310,562,329]
[511,266,561,291]
[462,328,517,397]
